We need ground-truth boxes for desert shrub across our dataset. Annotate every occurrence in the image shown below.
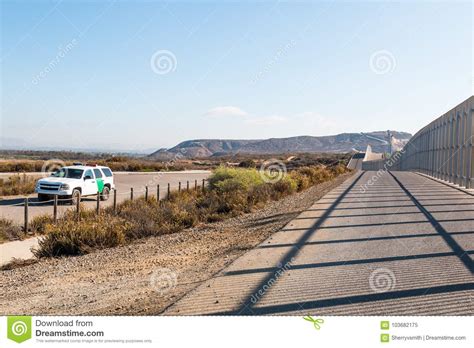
[331,163,348,175]
[0,218,22,242]
[116,198,161,238]
[208,166,264,192]
[271,176,298,198]
[30,214,55,234]
[238,159,256,168]
[289,171,312,191]
[0,174,37,196]
[34,214,131,257]
[246,183,273,208]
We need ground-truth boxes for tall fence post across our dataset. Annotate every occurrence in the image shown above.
[157,184,160,201]
[202,179,205,192]
[130,187,134,201]
[167,183,170,199]
[24,197,28,233]
[186,181,189,191]
[76,196,80,221]
[96,191,100,214]
[178,182,181,192]
[53,195,58,223]
[194,179,197,190]
[145,186,149,201]
[113,189,117,213]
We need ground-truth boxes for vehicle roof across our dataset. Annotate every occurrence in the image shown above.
[61,165,112,171]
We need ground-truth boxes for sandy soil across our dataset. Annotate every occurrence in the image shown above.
[0,173,353,315]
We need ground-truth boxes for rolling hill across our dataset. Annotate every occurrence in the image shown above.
[148,131,412,159]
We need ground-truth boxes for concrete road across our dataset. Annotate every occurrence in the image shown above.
[0,171,210,224]
[0,237,39,266]
[165,171,474,315]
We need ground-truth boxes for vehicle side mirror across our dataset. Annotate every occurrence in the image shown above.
[84,175,92,180]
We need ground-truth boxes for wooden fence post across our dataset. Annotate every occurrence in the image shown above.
[76,196,80,221]
[113,189,117,213]
[24,197,28,233]
[178,182,181,192]
[194,179,197,190]
[157,184,160,201]
[145,186,149,201]
[96,191,100,214]
[53,195,58,223]
[202,179,205,192]
[167,183,170,199]
[131,187,134,201]
[186,181,189,191]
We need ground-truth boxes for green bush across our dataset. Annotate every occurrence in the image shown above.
[208,166,264,192]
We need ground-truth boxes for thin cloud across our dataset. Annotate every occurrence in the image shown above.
[204,106,248,118]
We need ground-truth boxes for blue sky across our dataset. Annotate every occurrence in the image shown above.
[1,0,472,152]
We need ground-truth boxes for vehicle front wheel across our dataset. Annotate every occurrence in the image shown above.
[101,186,110,201]
[71,189,81,206]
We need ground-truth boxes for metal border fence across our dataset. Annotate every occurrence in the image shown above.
[362,96,474,188]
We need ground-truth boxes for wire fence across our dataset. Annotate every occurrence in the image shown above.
[0,178,209,232]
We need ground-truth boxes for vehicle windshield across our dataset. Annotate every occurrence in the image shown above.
[51,168,84,179]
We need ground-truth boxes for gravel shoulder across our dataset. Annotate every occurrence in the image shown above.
[0,172,354,316]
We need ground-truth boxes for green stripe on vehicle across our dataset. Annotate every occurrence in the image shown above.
[96,178,104,193]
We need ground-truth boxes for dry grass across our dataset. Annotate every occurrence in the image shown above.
[0,174,37,197]
[0,157,195,174]
[30,164,350,257]
[0,218,23,243]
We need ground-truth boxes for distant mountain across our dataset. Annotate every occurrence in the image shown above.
[148,131,412,159]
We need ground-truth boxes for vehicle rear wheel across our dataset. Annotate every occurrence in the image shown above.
[101,186,110,201]
[38,193,49,202]
[71,189,81,205]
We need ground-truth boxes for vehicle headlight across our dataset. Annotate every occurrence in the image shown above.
[60,184,70,190]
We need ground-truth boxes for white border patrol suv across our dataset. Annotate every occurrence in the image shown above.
[35,165,115,205]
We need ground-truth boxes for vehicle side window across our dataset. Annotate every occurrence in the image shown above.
[84,170,93,179]
[101,168,113,177]
[93,169,103,178]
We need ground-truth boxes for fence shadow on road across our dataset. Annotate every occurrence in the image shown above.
[213,171,474,315]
